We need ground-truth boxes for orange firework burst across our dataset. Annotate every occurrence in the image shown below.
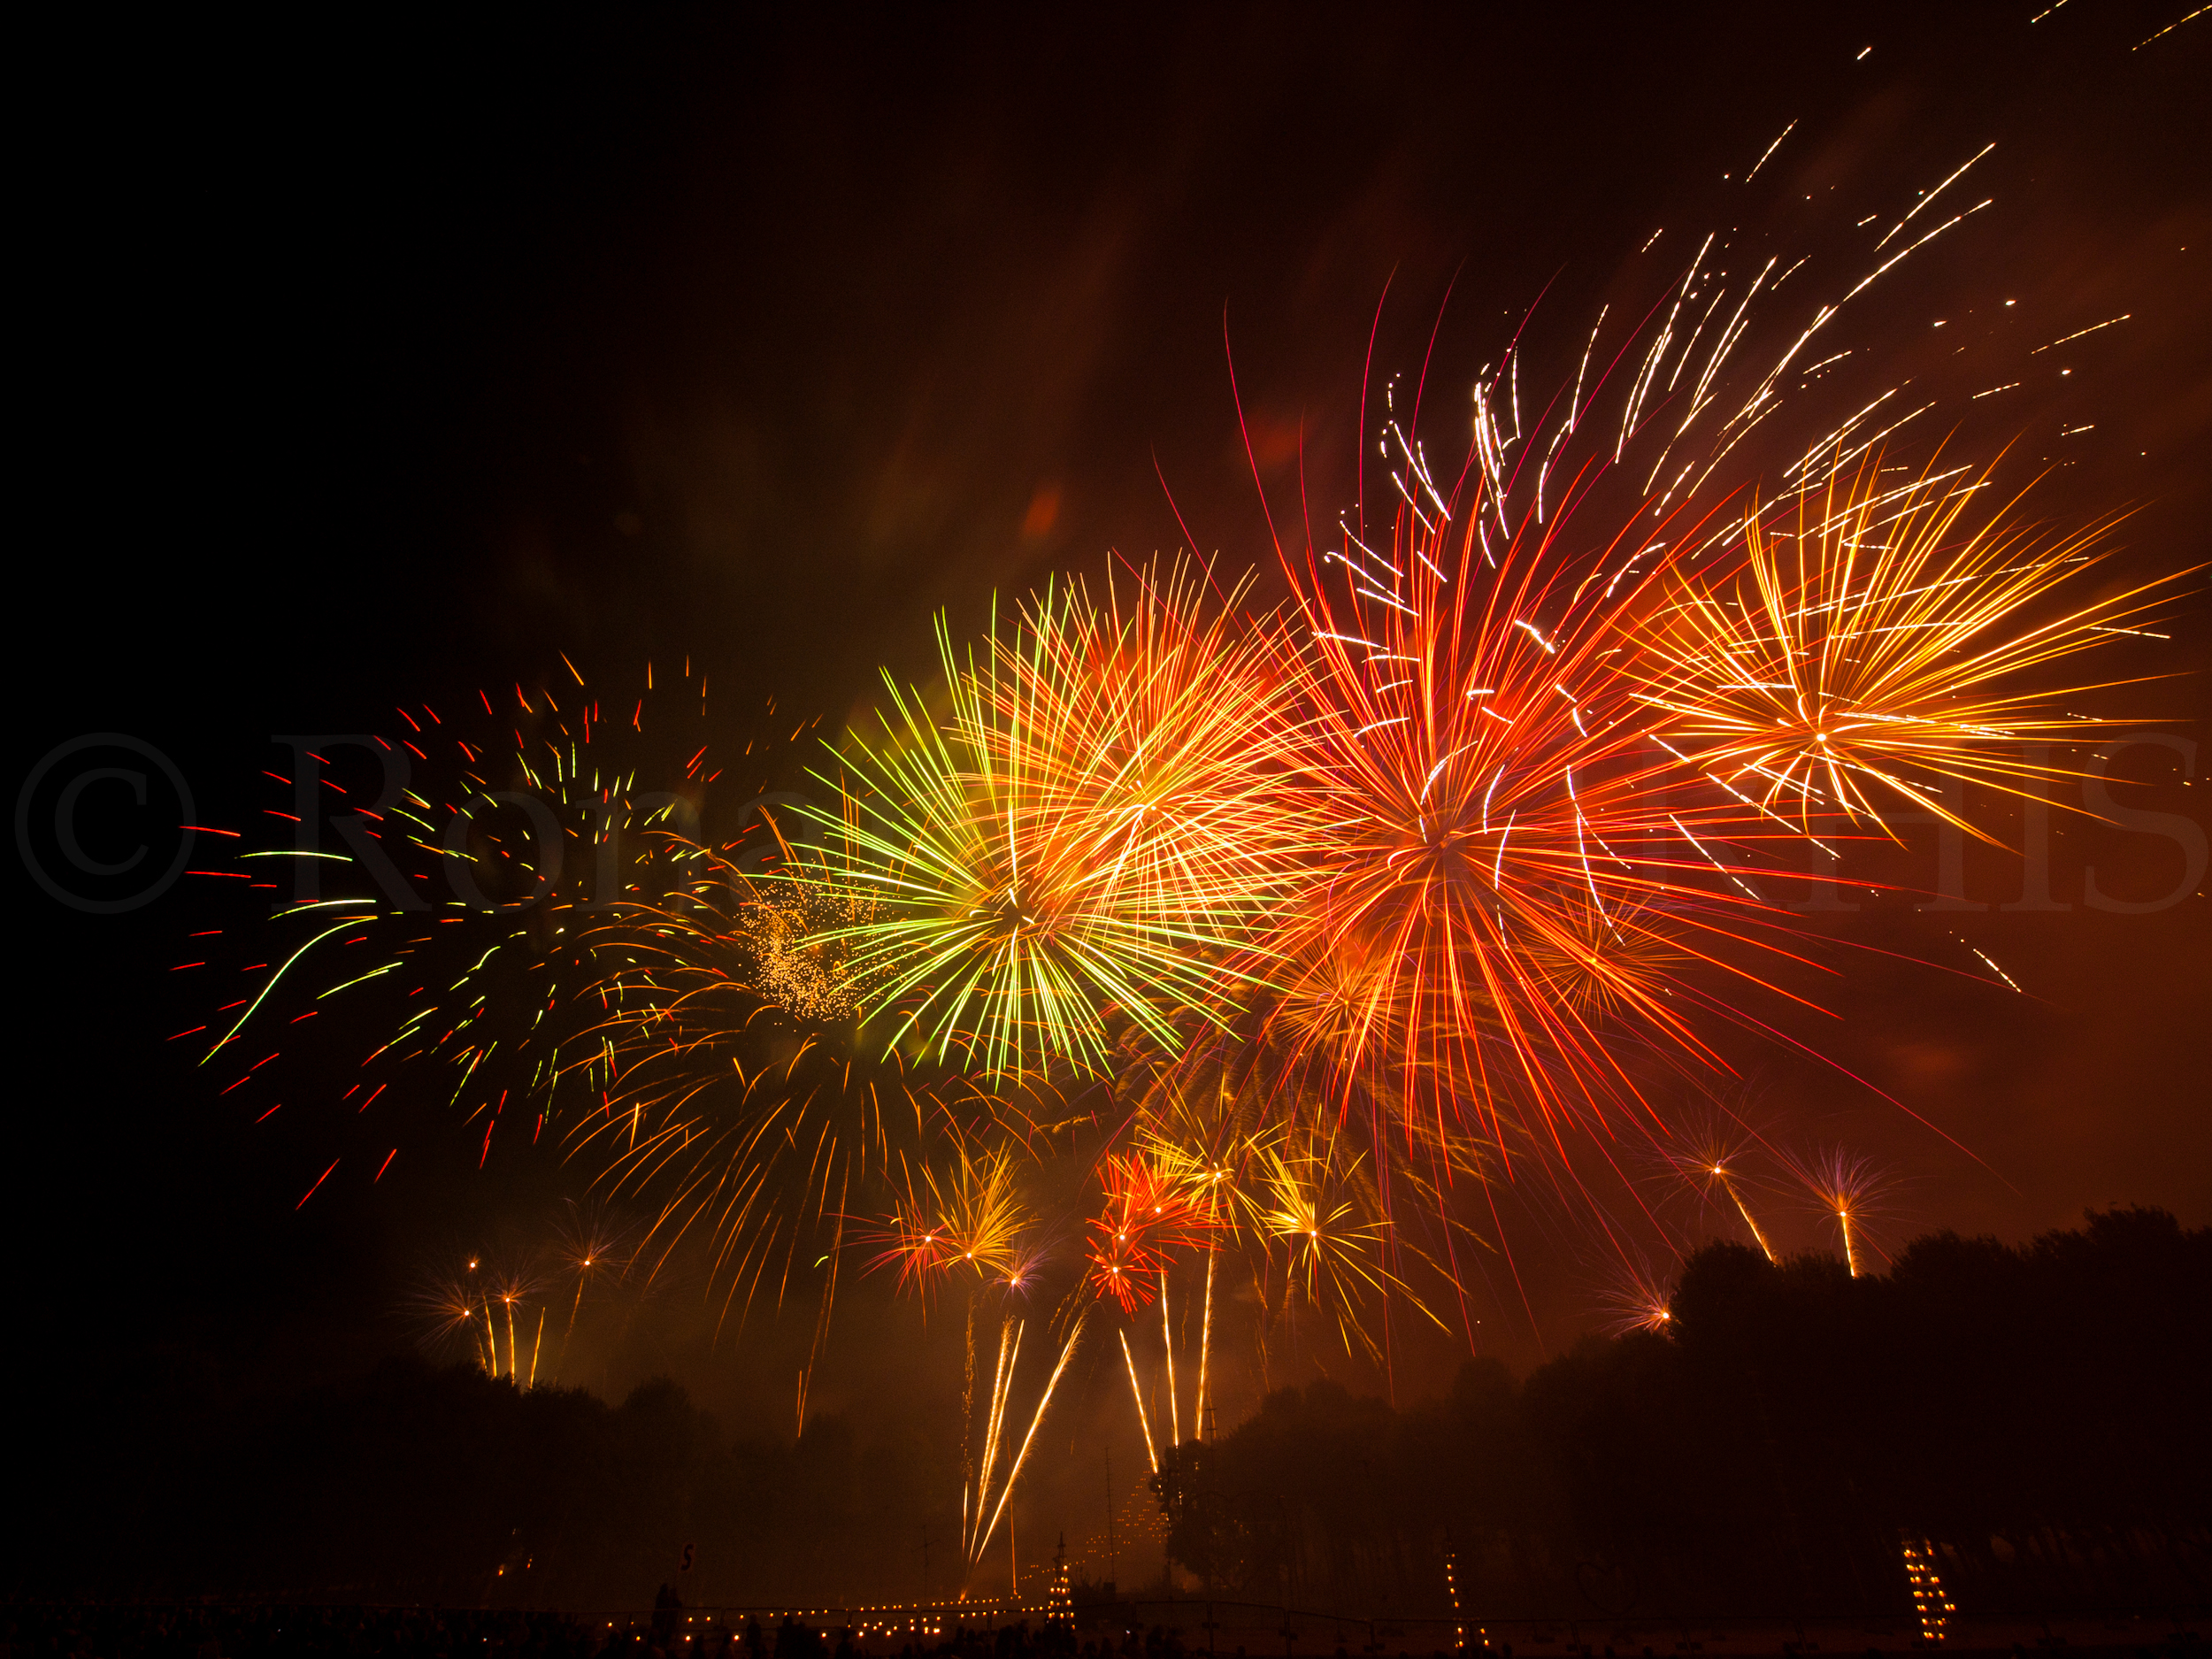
[1268,395,1731,1157]
[1084,1153,1216,1312]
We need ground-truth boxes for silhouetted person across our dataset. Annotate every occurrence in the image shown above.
[653,1580,684,1651]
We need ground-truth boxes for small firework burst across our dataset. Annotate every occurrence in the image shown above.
[866,1146,1033,1293]
[1793,1146,1893,1278]
[1598,1258,1679,1336]
[1085,1153,1215,1312]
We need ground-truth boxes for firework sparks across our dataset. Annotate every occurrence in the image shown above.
[1797,1147,1890,1278]
[794,563,1305,1084]
[1628,458,2185,839]
[1600,1258,1678,1336]
[1084,1154,1215,1313]
[197,118,2195,1414]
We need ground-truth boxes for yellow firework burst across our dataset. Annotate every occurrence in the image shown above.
[1631,457,2186,837]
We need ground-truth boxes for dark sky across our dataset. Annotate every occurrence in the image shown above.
[14,1,2208,1590]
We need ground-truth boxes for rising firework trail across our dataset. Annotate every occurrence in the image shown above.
[1120,1327,1159,1475]
[970,1311,1087,1567]
[1160,1271,1179,1449]
[1196,1248,1215,1440]
[968,1317,1022,1558]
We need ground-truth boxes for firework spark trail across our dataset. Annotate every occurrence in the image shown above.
[1120,1327,1159,1475]
[967,1317,1021,1555]
[1196,1248,1215,1440]
[1716,1165,1778,1264]
[1161,1271,1179,1449]
[970,1310,1087,1565]
[960,1299,978,1549]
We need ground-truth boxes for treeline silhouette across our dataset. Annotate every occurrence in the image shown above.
[8,1209,2204,1618]
[1153,1208,2209,1620]
[12,1361,943,1609]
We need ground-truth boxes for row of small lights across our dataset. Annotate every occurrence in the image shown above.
[1901,1540,1955,1643]
[600,1598,1058,1640]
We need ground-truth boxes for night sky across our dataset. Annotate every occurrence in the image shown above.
[14,2,2208,1586]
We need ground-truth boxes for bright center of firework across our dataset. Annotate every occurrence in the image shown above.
[970,886,1051,937]
[1382,800,1502,897]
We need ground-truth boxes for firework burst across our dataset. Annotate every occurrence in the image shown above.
[560,838,1009,1329]
[795,561,1304,1084]
[1628,457,2185,837]
[191,661,742,1184]
[866,1145,1033,1293]
[1598,1256,1679,1336]
[1084,1152,1216,1313]
[1794,1146,1893,1278]
[197,123,2195,1400]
